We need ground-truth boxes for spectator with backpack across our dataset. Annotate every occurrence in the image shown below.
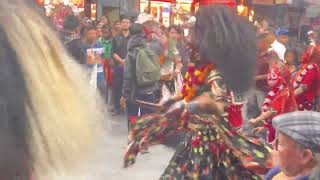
[121,23,161,130]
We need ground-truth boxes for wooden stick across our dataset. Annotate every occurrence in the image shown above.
[135,100,162,110]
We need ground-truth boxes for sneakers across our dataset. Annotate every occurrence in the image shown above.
[111,109,121,116]
[111,108,125,116]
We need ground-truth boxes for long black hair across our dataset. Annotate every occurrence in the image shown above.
[0,26,31,179]
[195,5,257,93]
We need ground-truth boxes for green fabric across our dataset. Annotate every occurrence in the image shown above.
[135,47,161,87]
[100,38,113,59]
[168,39,178,60]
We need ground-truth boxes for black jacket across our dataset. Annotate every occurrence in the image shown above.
[61,31,86,65]
[122,34,160,101]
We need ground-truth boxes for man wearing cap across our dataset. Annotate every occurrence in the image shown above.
[266,27,287,62]
[265,111,320,180]
[276,28,290,47]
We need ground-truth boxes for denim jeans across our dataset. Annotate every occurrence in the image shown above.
[112,66,123,112]
[97,80,108,105]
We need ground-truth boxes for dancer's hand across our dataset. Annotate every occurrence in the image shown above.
[249,118,261,125]
[159,96,183,113]
[252,127,266,136]
[194,92,224,115]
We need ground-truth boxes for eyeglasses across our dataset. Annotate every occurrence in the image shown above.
[273,137,304,151]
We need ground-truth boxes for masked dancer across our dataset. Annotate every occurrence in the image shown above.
[124,5,273,179]
[249,62,296,143]
[0,1,104,179]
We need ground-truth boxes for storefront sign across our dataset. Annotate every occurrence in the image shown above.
[275,0,287,4]
[252,0,274,5]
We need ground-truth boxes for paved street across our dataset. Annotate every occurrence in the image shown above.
[75,114,175,180]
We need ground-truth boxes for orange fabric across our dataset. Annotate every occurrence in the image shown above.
[159,53,165,65]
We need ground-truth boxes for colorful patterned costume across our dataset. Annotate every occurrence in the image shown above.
[260,63,296,143]
[124,64,272,179]
[293,45,320,111]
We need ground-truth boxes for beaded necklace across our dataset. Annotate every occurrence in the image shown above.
[179,64,215,102]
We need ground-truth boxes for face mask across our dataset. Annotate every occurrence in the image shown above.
[267,69,280,87]
[267,63,289,88]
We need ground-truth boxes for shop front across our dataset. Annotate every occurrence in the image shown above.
[36,0,88,31]
[252,0,292,27]
[139,0,194,26]
[36,0,85,16]
[139,0,239,26]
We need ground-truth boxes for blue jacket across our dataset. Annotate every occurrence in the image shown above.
[265,167,309,180]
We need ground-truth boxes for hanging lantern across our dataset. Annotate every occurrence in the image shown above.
[77,0,85,8]
[37,0,45,5]
[71,0,84,8]
[237,0,250,17]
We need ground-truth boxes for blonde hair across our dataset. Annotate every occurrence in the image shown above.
[0,1,105,179]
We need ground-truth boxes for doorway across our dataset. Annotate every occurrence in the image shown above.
[103,6,120,24]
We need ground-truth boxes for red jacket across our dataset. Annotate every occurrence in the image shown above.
[294,44,320,110]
